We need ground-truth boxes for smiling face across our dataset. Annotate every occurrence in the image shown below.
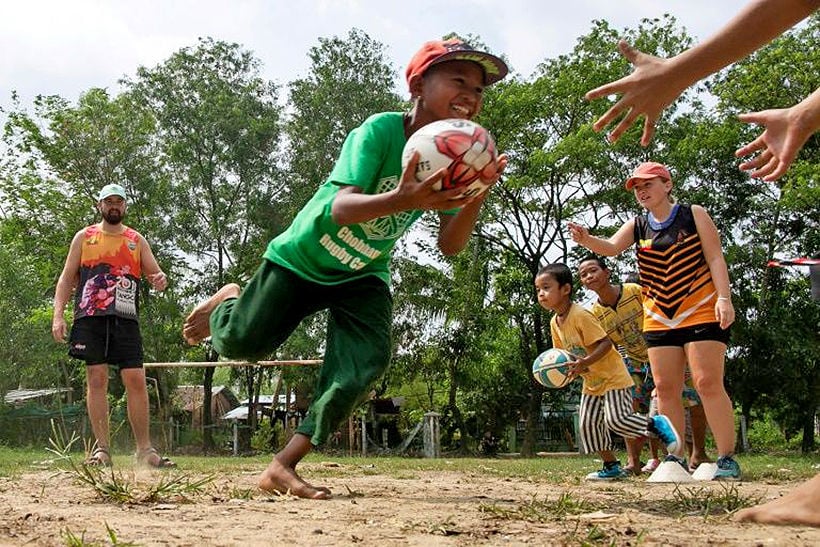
[631,176,672,209]
[411,60,485,124]
[534,272,571,314]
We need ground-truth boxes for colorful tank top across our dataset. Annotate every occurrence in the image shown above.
[74,224,141,321]
[633,204,717,331]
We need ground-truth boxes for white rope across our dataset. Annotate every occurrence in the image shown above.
[143,360,322,368]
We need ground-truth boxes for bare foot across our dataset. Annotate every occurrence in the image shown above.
[258,459,330,500]
[733,474,820,526]
[182,283,240,345]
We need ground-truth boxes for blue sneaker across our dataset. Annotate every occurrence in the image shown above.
[714,455,742,481]
[647,415,682,454]
[585,461,627,481]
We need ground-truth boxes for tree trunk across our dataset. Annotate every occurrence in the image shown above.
[801,410,816,454]
[202,346,218,452]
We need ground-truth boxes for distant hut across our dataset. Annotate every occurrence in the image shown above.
[173,385,240,429]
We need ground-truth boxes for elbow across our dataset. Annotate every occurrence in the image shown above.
[438,239,466,256]
[330,203,352,226]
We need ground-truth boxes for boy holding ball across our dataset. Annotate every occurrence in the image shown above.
[183,39,508,499]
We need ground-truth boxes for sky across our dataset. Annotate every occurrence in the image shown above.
[1,0,752,110]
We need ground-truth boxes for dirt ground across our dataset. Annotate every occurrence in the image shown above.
[1,461,819,546]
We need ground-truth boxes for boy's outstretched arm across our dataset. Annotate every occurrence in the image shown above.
[330,151,483,226]
[586,0,819,145]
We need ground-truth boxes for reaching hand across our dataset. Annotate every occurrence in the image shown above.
[735,106,814,182]
[567,222,589,244]
[585,40,691,146]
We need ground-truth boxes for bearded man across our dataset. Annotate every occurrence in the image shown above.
[52,184,175,468]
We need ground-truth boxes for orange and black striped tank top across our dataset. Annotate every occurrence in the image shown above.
[633,204,718,332]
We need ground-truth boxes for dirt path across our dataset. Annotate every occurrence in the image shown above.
[1,464,818,546]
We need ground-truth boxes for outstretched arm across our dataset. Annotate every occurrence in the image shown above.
[568,219,636,257]
[586,0,819,145]
[735,87,820,181]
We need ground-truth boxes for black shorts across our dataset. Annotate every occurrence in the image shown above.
[643,322,731,348]
[68,316,143,369]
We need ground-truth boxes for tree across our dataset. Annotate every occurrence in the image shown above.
[285,28,403,214]
[126,37,285,450]
[1,88,177,407]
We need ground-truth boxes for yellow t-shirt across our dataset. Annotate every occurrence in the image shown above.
[550,303,634,396]
[589,283,649,363]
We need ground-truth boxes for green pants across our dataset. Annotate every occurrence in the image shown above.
[209,260,392,446]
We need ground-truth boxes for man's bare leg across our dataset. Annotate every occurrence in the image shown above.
[258,433,330,499]
[183,283,240,345]
[86,364,112,464]
[733,474,820,526]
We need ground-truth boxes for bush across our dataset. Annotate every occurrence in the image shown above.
[251,419,285,452]
[746,414,804,451]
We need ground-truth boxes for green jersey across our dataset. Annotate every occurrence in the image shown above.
[264,112,423,285]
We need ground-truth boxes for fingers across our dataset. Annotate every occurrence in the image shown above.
[716,302,735,329]
[149,272,168,290]
[567,222,587,243]
[585,76,627,102]
[401,151,422,183]
[606,106,642,144]
[762,162,790,182]
[584,41,641,102]
[639,118,657,147]
[734,136,765,159]
[736,111,768,125]
[52,324,66,343]
[590,95,628,130]
[617,40,640,62]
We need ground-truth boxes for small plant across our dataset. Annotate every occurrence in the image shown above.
[479,491,597,522]
[142,472,214,503]
[62,522,138,546]
[46,419,214,504]
[658,484,763,518]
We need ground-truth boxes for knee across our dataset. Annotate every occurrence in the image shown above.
[692,374,725,398]
[86,369,108,391]
[121,369,147,392]
[212,323,262,358]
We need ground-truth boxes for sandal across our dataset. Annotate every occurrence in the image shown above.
[136,447,176,469]
[84,446,112,467]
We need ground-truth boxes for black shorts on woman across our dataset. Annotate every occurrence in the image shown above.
[643,322,731,348]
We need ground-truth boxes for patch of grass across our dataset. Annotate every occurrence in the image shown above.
[62,522,138,546]
[44,420,214,505]
[0,439,816,489]
[480,491,597,522]
[656,483,763,519]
